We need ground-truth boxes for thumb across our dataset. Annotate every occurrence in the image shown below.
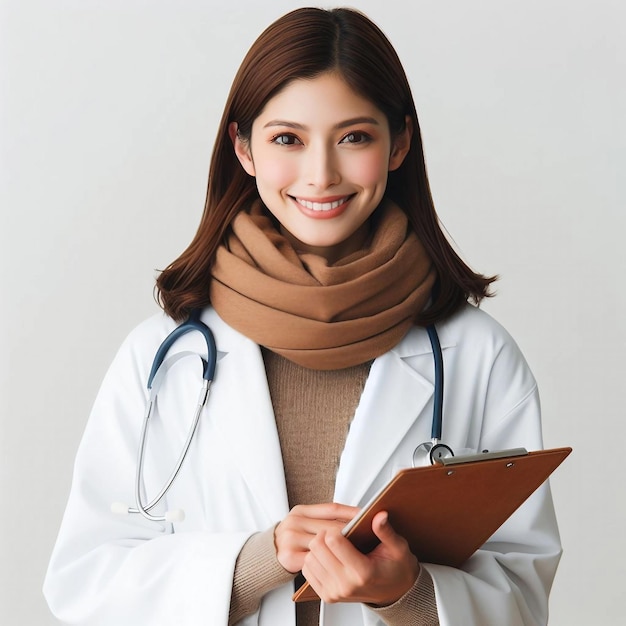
[371,511,403,549]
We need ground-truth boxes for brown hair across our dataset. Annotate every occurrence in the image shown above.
[156,7,496,322]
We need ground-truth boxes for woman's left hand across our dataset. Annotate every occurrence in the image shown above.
[301,510,420,606]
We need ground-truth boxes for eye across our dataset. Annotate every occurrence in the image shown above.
[340,131,372,145]
[271,133,302,146]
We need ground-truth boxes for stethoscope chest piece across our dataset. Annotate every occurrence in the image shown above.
[413,441,455,467]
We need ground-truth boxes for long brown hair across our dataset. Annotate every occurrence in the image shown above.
[156,7,496,322]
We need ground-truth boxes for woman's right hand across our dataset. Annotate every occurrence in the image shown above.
[274,503,360,573]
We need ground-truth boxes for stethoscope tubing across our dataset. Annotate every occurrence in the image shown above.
[425,324,443,441]
[132,379,210,521]
[118,316,449,523]
[132,312,216,522]
[147,310,216,389]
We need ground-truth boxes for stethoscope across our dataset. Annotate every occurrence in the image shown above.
[112,314,452,523]
[412,325,455,466]
[112,310,217,523]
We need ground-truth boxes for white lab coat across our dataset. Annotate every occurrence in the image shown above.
[44,304,562,626]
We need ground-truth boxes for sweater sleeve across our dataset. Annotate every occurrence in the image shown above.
[366,566,439,626]
[229,526,296,625]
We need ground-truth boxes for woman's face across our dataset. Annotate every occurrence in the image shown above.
[231,73,411,262]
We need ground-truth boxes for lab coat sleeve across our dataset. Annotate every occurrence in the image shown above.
[43,321,251,625]
[424,333,562,626]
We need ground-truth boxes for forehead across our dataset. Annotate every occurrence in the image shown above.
[255,73,387,126]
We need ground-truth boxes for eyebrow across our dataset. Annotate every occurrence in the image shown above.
[262,116,380,130]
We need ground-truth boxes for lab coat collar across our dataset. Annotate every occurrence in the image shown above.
[200,308,291,525]
[201,309,457,521]
[390,320,457,358]
[334,325,456,506]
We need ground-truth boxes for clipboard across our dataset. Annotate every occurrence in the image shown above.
[293,446,572,602]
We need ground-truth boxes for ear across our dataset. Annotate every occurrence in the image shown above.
[388,116,413,172]
[228,122,256,177]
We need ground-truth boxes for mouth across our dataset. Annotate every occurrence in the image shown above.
[290,194,355,212]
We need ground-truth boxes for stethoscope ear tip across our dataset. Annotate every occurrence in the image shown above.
[111,502,130,516]
[110,502,185,523]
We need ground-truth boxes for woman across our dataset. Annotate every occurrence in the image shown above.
[44,7,561,626]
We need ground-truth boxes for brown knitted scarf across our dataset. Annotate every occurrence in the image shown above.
[209,199,436,370]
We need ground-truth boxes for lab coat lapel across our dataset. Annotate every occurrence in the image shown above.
[333,334,436,506]
[205,312,290,525]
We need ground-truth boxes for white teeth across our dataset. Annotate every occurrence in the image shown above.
[296,196,350,211]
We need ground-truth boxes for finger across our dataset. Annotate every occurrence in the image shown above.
[312,527,369,573]
[301,552,326,599]
[302,531,340,600]
[275,507,359,573]
[290,502,360,522]
[275,517,332,574]
[304,530,373,603]
[311,530,370,588]
[279,514,353,539]
[280,516,328,536]
[308,529,349,569]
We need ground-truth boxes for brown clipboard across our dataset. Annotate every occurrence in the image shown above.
[293,446,572,602]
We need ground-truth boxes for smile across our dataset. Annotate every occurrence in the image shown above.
[292,195,354,212]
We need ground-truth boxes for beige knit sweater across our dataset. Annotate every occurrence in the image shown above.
[228,350,439,626]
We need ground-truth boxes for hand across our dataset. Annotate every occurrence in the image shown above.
[301,510,420,606]
[274,503,360,574]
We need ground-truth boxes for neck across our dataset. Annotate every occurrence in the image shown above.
[279,220,371,264]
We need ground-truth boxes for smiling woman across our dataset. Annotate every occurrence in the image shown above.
[230,73,411,262]
[43,7,562,626]
[155,6,494,324]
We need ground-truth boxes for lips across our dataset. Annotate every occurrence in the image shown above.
[292,194,355,212]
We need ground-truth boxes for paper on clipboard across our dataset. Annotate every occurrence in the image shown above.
[293,446,572,602]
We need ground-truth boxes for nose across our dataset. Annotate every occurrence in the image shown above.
[305,142,340,190]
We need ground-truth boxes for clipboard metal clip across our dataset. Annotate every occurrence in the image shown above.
[439,447,528,466]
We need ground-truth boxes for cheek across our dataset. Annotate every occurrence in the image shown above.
[253,151,297,191]
[345,150,390,188]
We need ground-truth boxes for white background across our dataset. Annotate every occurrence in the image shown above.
[1,0,624,623]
